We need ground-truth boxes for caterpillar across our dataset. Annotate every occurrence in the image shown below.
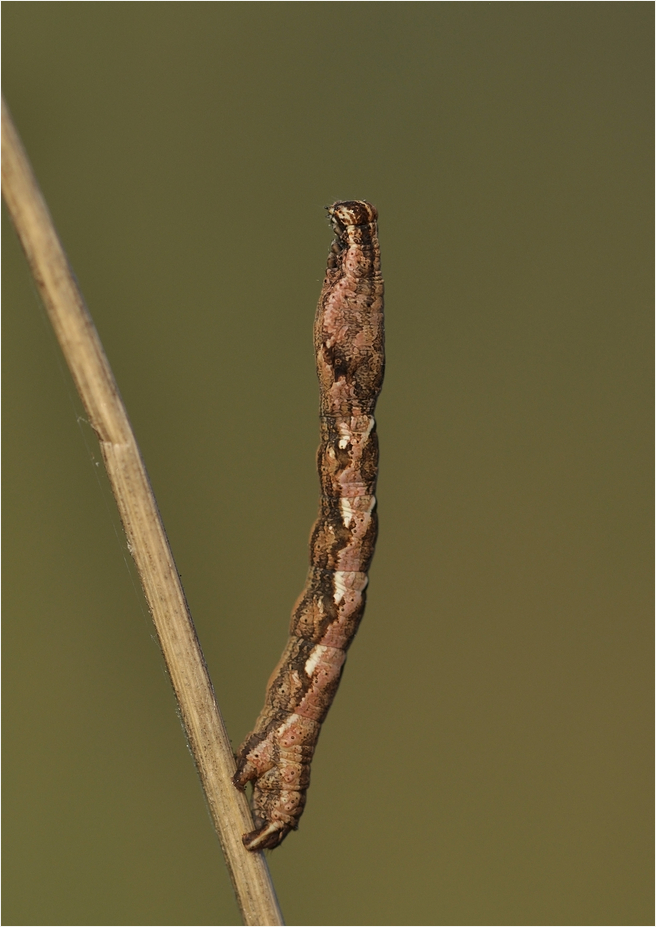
[233,200,384,851]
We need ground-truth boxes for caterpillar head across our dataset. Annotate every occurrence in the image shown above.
[326,200,378,243]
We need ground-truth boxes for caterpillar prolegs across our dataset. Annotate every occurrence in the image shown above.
[233,201,384,850]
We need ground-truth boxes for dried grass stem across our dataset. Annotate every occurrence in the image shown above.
[2,97,283,927]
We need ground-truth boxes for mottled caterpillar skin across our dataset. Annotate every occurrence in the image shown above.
[233,201,384,850]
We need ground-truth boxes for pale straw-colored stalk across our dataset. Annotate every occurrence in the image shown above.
[2,97,283,927]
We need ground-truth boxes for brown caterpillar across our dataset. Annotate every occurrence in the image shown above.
[233,201,384,850]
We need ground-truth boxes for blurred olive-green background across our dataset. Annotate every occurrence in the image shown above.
[3,4,652,925]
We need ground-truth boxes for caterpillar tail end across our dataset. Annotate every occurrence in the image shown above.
[242,820,292,852]
[232,753,293,851]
